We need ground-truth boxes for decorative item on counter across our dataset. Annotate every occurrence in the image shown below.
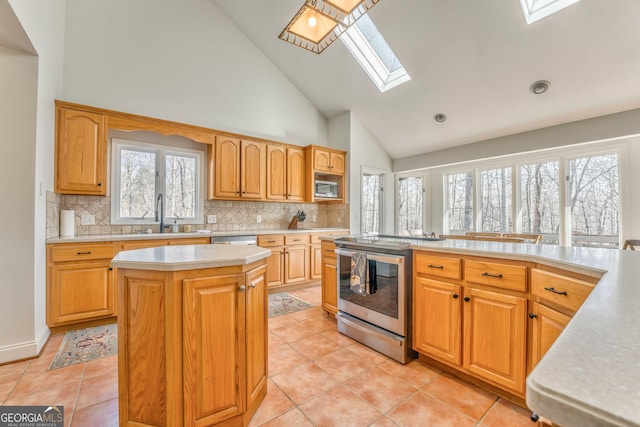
[60,210,75,237]
[183,225,192,232]
[288,210,307,229]
[171,214,179,233]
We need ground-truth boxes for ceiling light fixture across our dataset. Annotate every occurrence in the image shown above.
[530,80,550,95]
[279,0,380,54]
[434,113,447,123]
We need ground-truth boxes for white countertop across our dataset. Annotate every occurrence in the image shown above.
[407,239,639,427]
[47,228,349,244]
[110,244,271,271]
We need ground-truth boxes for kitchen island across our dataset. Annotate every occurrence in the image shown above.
[111,244,271,427]
[405,239,640,427]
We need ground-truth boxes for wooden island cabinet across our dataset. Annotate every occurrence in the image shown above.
[112,245,270,427]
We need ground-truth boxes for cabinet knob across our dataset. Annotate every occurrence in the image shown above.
[464,297,470,302]
[249,282,256,288]
[530,413,540,422]
[97,182,102,187]
[108,267,113,271]
[238,285,246,292]
[452,294,459,299]
[529,312,537,319]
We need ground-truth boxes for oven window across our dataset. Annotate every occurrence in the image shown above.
[339,257,399,319]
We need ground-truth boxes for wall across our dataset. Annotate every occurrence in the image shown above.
[62,0,328,147]
[0,0,65,363]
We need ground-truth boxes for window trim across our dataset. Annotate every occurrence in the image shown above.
[111,138,205,225]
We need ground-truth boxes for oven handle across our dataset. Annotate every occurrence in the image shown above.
[337,313,403,346]
[335,249,404,266]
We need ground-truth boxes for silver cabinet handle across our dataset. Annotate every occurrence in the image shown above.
[249,282,256,288]
[238,285,246,291]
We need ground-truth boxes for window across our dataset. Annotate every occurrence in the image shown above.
[341,14,410,92]
[112,138,204,225]
[397,176,424,236]
[520,0,582,24]
[520,161,560,243]
[480,167,512,232]
[569,154,619,247]
[361,168,384,234]
[445,172,474,232]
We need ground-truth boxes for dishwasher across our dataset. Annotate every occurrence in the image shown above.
[210,235,257,245]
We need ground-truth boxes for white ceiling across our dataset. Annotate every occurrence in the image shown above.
[213,0,640,159]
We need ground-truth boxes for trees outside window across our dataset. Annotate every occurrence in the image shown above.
[397,176,423,235]
[480,167,512,232]
[446,172,474,232]
[362,170,384,234]
[520,161,560,243]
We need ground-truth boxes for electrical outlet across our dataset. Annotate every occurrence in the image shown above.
[312,215,317,222]
[256,215,262,223]
[81,214,95,225]
[207,215,217,224]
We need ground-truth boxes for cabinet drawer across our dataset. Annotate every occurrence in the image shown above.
[465,260,527,292]
[531,269,594,312]
[285,234,309,245]
[258,235,285,247]
[168,237,211,245]
[50,243,114,262]
[415,253,462,280]
[320,241,337,259]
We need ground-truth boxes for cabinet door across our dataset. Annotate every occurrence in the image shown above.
[413,277,461,365]
[313,149,332,173]
[463,287,527,393]
[530,302,571,369]
[287,147,305,201]
[241,140,266,199]
[284,245,308,284]
[245,265,268,410]
[321,258,338,315]
[329,152,345,174]
[215,136,241,199]
[49,261,115,326]
[265,247,285,288]
[266,145,287,200]
[56,108,106,195]
[310,244,322,280]
[183,274,245,426]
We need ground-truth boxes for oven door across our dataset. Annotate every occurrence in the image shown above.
[335,248,406,336]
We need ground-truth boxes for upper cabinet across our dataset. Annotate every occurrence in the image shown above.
[266,145,305,201]
[55,104,107,195]
[210,136,266,200]
[305,145,347,203]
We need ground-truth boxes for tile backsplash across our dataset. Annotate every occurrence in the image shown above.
[47,193,350,237]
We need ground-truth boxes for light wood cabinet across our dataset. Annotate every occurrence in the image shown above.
[321,240,339,315]
[55,105,107,195]
[258,233,308,288]
[118,260,268,426]
[529,302,571,368]
[266,144,305,201]
[212,136,266,200]
[463,286,527,394]
[312,147,345,174]
[304,145,346,203]
[285,244,308,284]
[47,243,116,328]
[413,276,461,365]
[310,243,323,280]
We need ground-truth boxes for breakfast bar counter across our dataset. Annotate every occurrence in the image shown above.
[407,239,640,427]
[111,244,271,426]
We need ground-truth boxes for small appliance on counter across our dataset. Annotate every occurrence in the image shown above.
[314,180,339,199]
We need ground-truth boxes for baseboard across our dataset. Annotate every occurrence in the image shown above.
[0,326,51,365]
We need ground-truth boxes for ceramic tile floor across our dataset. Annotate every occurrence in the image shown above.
[0,285,533,426]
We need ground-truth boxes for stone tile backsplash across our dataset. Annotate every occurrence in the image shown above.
[51,195,350,236]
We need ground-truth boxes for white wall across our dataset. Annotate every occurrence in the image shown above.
[347,113,394,234]
[0,0,66,363]
[62,0,327,147]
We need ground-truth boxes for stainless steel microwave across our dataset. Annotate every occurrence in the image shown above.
[315,180,339,198]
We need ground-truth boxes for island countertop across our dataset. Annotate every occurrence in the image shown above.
[111,244,271,271]
[405,239,640,427]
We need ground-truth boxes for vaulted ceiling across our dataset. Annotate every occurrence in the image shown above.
[214,0,640,159]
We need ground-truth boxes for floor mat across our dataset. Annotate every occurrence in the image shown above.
[269,292,313,318]
[49,324,118,370]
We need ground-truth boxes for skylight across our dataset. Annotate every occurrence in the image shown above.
[340,14,410,92]
[520,0,582,24]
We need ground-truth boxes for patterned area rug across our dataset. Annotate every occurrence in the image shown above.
[268,292,312,318]
[49,324,118,370]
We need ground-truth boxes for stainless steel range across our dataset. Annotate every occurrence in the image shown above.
[334,235,442,364]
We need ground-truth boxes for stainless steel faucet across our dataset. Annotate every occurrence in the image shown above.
[155,193,165,233]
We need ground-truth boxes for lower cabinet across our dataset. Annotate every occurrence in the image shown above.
[529,302,571,368]
[119,261,268,426]
[258,234,309,289]
[320,240,338,315]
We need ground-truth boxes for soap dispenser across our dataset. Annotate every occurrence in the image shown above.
[171,215,179,233]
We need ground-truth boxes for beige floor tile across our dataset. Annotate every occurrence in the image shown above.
[289,305,325,321]
[71,397,118,427]
[248,379,295,427]
[300,385,382,426]
[75,371,118,410]
[268,313,297,329]
[256,407,314,427]
[268,343,309,377]
[369,415,401,426]
[314,347,369,382]
[343,341,390,366]
[345,366,418,413]
[83,355,117,379]
[320,329,357,347]
[422,374,497,420]
[271,362,337,404]
[289,333,343,360]
[387,391,476,427]
[0,359,30,380]
[4,381,79,425]
[10,363,84,398]
[378,358,441,388]
[270,320,324,343]
[479,398,533,427]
